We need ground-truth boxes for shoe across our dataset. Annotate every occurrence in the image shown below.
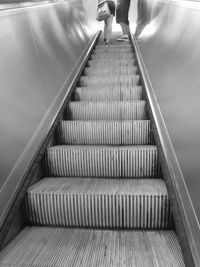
[105,41,109,45]
[117,35,129,42]
[117,38,129,42]
[104,38,106,42]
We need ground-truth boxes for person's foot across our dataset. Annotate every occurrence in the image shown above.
[117,34,129,42]
[118,34,128,39]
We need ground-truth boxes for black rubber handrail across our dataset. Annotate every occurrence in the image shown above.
[0,31,101,231]
[130,34,200,266]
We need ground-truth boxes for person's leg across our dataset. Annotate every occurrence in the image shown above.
[116,0,130,40]
[104,19,108,42]
[105,15,114,43]
[120,22,130,35]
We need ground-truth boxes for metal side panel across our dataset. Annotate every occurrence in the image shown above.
[0,1,99,229]
[134,1,200,265]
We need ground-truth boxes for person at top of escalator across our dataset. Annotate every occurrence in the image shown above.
[97,0,116,45]
[116,0,149,41]
[116,0,130,41]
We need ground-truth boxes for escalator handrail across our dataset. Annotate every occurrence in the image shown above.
[130,34,200,266]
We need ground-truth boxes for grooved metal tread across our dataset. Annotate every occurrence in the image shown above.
[91,51,134,55]
[58,120,153,145]
[96,43,132,48]
[87,59,135,67]
[79,75,139,87]
[75,85,141,91]
[24,178,172,228]
[27,177,167,195]
[66,101,146,120]
[84,66,137,75]
[88,57,135,63]
[45,145,161,178]
[73,87,142,101]
[90,54,134,60]
[94,46,132,50]
[0,227,185,267]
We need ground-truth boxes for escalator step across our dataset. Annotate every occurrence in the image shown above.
[84,66,137,75]
[90,54,134,60]
[92,49,133,54]
[96,43,132,48]
[24,178,172,229]
[87,59,135,67]
[0,227,184,267]
[58,120,153,145]
[66,101,146,120]
[45,145,161,178]
[79,75,139,87]
[73,86,142,101]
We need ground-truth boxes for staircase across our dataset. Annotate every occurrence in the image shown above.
[0,38,185,266]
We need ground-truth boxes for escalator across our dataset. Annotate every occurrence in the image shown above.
[0,36,185,266]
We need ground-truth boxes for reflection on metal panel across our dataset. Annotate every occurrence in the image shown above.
[137,0,200,243]
[0,1,91,188]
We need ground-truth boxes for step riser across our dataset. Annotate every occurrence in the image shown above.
[92,51,133,54]
[90,54,134,60]
[79,76,139,87]
[96,44,132,48]
[24,194,172,229]
[45,147,161,178]
[74,87,142,101]
[58,121,153,145]
[87,60,135,67]
[66,102,146,120]
[84,68,137,75]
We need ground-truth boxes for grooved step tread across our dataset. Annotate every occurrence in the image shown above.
[58,120,153,145]
[27,177,167,195]
[66,101,146,121]
[84,66,137,75]
[87,59,135,67]
[73,86,142,101]
[92,50,133,55]
[96,43,132,47]
[90,54,134,60]
[79,75,139,87]
[45,145,161,178]
[75,86,141,91]
[0,227,185,267]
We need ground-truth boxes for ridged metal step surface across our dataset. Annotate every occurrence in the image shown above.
[58,120,153,145]
[92,49,133,54]
[87,59,135,67]
[66,101,146,120]
[24,178,172,229]
[90,54,134,60]
[96,43,132,48]
[45,145,161,178]
[79,75,139,87]
[0,227,185,267]
[73,87,142,101]
[84,66,137,75]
